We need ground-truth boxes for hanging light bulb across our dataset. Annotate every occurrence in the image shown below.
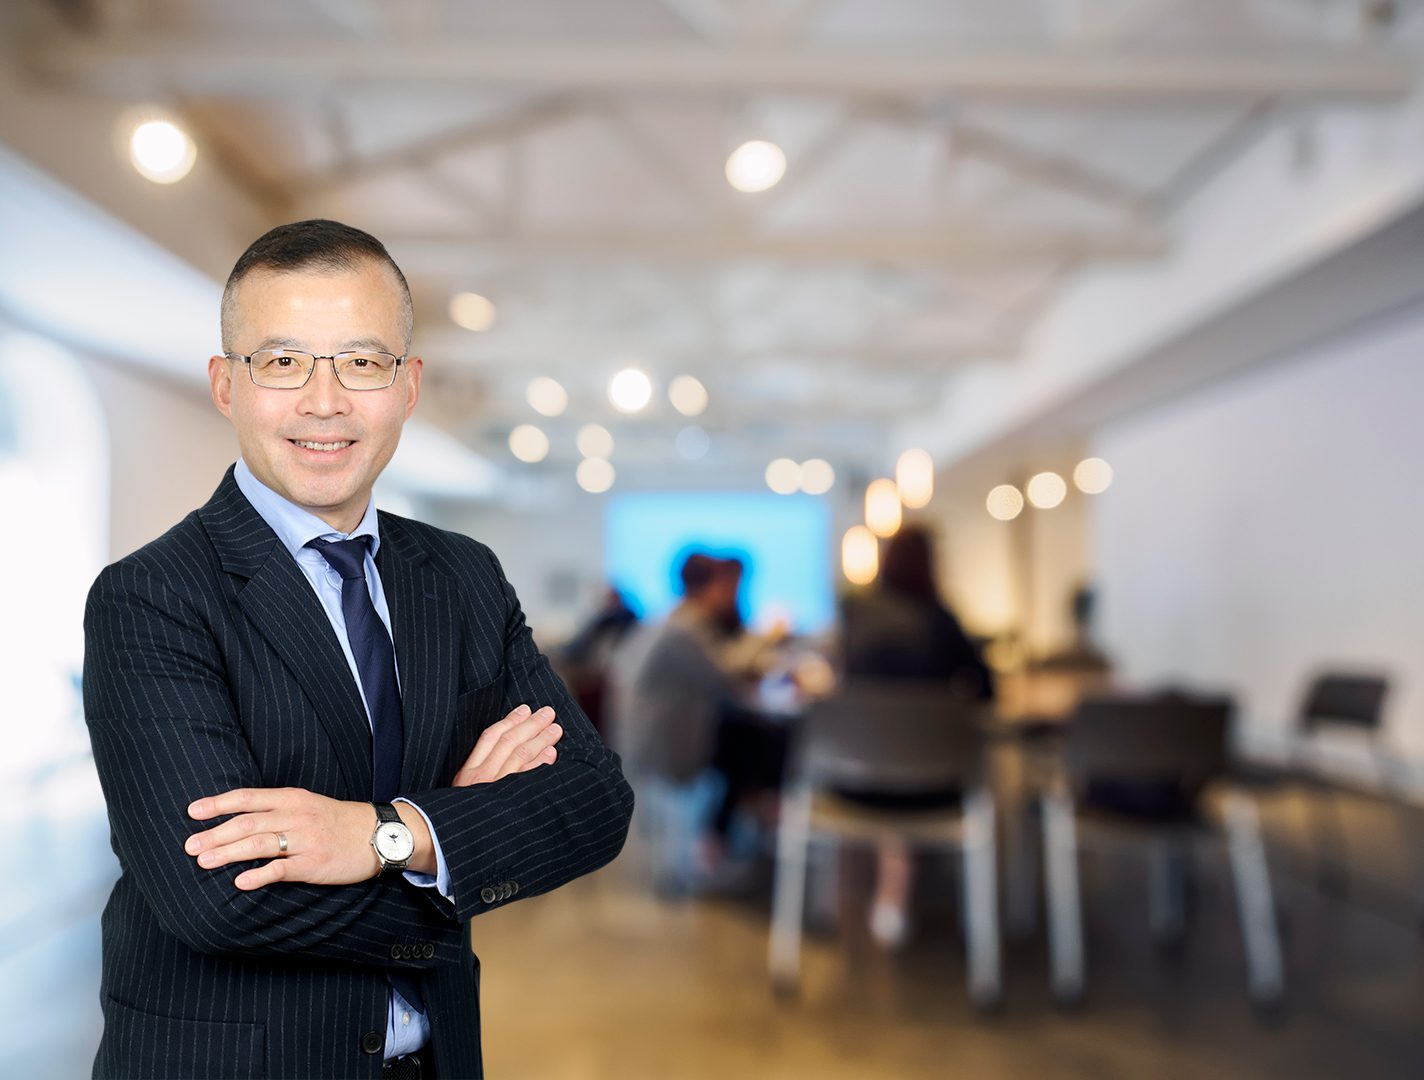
[765,458,801,495]
[608,367,653,413]
[129,118,197,184]
[1073,457,1113,494]
[1026,471,1067,509]
[865,478,902,537]
[725,140,786,193]
[986,484,1025,521]
[895,448,934,509]
[799,458,835,495]
[842,526,878,585]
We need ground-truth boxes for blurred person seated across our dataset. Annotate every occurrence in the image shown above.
[702,557,797,873]
[835,524,994,948]
[1035,583,1113,673]
[607,552,756,891]
[704,555,789,678]
[555,584,641,738]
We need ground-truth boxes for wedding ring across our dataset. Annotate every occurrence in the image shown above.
[276,831,289,856]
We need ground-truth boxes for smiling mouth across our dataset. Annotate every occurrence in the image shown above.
[289,439,355,453]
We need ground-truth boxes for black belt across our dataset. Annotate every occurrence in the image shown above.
[382,1047,436,1079]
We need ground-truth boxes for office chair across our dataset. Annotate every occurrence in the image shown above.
[768,680,1001,1010]
[1041,693,1284,1008]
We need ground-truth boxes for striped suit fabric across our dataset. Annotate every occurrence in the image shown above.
[82,463,636,1079]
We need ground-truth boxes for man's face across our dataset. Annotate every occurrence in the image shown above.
[208,260,422,533]
[708,571,742,618]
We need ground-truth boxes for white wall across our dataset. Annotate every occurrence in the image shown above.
[1094,300,1424,771]
[925,477,1095,658]
[431,498,609,646]
[78,354,238,560]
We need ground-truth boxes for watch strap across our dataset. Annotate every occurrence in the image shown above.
[371,802,411,875]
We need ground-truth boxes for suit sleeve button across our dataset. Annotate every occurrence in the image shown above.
[510,882,519,894]
[389,944,401,960]
[423,943,435,959]
[480,886,496,904]
[361,1031,384,1055]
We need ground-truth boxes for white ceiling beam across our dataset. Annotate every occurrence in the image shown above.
[30,35,1417,101]
[1048,0,1181,41]
[304,0,385,39]
[423,340,1014,368]
[594,102,725,215]
[658,0,737,41]
[389,223,1168,265]
[748,105,861,215]
[951,119,1158,218]
[293,95,577,197]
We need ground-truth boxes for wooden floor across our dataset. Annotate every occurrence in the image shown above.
[475,792,1424,1080]
[13,772,1424,1079]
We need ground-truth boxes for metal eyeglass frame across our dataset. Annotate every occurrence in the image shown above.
[224,349,406,391]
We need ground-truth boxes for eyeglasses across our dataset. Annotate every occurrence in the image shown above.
[225,349,406,391]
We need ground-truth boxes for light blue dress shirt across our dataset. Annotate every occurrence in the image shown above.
[234,457,450,1059]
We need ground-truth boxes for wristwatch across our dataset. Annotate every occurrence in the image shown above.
[371,802,415,876]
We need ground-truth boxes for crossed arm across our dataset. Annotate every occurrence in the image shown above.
[84,546,633,964]
[182,703,566,891]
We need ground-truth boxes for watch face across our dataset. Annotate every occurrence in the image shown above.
[375,821,415,862]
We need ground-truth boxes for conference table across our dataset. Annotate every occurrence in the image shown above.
[732,664,1119,936]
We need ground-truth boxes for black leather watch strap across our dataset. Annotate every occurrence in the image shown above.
[371,802,411,875]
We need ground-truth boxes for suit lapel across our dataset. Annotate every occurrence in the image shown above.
[199,465,373,798]
[376,513,462,794]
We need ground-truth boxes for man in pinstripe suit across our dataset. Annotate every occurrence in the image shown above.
[83,220,635,1079]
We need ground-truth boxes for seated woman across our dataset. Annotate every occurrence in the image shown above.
[836,524,993,947]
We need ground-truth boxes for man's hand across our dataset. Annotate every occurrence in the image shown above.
[185,703,562,890]
[452,703,562,787]
[185,789,386,891]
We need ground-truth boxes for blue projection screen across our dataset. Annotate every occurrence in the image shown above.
[605,492,833,632]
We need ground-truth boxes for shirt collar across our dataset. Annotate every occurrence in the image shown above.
[234,457,381,563]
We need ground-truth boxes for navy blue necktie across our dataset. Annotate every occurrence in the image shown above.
[308,536,404,800]
[307,535,425,1014]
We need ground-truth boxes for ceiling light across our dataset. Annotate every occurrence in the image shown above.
[865,478,902,537]
[842,526,878,586]
[449,292,497,332]
[799,458,835,495]
[895,448,934,509]
[608,367,653,413]
[986,484,1024,521]
[725,140,786,193]
[1026,471,1067,509]
[508,424,549,463]
[577,423,614,459]
[1073,457,1114,494]
[526,376,567,417]
[668,374,708,416]
[129,119,196,184]
[765,458,801,495]
[577,457,615,494]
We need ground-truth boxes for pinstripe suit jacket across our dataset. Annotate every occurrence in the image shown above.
[82,463,635,1079]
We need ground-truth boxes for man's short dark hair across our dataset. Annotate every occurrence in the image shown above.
[220,219,413,352]
[679,552,721,596]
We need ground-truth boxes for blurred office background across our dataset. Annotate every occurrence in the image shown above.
[3,1,1424,1077]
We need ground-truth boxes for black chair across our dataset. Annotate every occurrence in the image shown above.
[1299,673,1389,737]
[1233,671,1392,895]
[768,680,1000,1009]
[1295,673,1391,892]
[1041,693,1284,1007]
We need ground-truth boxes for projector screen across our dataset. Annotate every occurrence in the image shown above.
[604,492,834,633]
